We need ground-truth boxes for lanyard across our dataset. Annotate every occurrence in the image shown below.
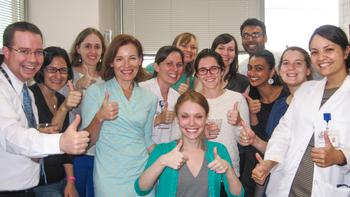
[0,65,32,123]
[0,65,14,88]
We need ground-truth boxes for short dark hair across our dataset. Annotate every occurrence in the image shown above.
[3,21,43,47]
[153,45,184,77]
[194,48,225,76]
[34,46,73,83]
[240,18,266,36]
[211,33,239,81]
[309,25,350,73]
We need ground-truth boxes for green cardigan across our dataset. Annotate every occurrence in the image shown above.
[134,140,244,197]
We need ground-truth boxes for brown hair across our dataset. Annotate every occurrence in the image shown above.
[3,22,43,48]
[278,46,313,80]
[175,90,209,149]
[172,32,198,77]
[172,32,197,47]
[102,34,148,82]
[70,28,106,72]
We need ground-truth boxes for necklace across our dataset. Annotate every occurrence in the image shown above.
[39,84,58,113]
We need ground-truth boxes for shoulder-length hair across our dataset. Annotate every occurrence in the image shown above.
[211,33,239,81]
[70,27,106,72]
[102,34,148,83]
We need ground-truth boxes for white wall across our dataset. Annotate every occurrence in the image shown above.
[28,0,116,51]
[339,0,350,38]
[265,0,339,52]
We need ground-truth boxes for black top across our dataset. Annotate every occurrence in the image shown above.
[250,85,290,141]
[224,73,250,93]
[239,85,289,196]
[29,83,72,185]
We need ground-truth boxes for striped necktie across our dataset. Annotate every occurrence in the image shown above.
[22,84,47,183]
[22,84,37,128]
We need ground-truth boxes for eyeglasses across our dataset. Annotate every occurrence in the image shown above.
[8,47,46,57]
[197,66,221,76]
[45,66,69,74]
[242,32,263,40]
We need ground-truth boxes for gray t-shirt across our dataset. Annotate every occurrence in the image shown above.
[176,159,208,197]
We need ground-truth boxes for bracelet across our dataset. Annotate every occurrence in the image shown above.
[66,176,76,182]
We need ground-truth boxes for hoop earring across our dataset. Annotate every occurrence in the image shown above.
[268,78,274,85]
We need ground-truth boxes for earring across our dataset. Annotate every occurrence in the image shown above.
[268,78,274,85]
[99,58,102,63]
[78,57,82,63]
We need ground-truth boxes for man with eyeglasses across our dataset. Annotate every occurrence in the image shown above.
[239,18,269,76]
[0,22,90,197]
[238,18,276,197]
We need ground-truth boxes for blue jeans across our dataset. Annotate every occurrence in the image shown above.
[74,155,94,197]
[33,179,65,197]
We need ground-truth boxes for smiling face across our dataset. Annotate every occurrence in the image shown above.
[154,51,184,87]
[241,26,267,55]
[177,100,207,141]
[3,31,44,82]
[196,56,223,90]
[43,57,68,91]
[247,56,274,87]
[77,33,103,67]
[111,43,142,84]
[310,35,349,79]
[176,37,198,64]
[215,40,236,68]
[279,50,310,87]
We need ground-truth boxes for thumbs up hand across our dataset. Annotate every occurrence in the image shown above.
[75,66,96,90]
[177,78,190,95]
[239,120,256,146]
[95,92,119,122]
[208,147,230,174]
[159,139,187,170]
[154,101,176,126]
[252,153,271,185]
[227,101,242,126]
[59,115,90,154]
[243,92,261,114]
[311,132,346,167]
[63,80,82,111]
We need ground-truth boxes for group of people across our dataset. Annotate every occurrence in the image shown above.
[0,16,349,197]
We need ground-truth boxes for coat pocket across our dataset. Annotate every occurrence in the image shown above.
[312,179,350,197]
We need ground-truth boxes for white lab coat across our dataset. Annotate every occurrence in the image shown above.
[139,78,181,144]
[264,76,350,197]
